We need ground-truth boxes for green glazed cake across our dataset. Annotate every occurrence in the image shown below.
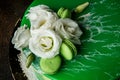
[12,0,120,80]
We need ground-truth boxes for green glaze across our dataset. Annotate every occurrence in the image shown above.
[21,0,120,80]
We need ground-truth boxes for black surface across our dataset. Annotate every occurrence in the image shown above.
[0,0,32,80]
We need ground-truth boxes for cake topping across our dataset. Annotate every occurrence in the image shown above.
[60,42,73,60]
[26,5,58,35]
[57,7,65,17]
[60,39,77,60]
[12,2,89,74]
[74,2,89,13]
[60,9,71,18]
[29,29,62,58]
[64,39,77,56]
[39,36,53,51]
[40,55,61,74]
[12,25,31,50]
[26,53,35,68]
[53,18,82,44]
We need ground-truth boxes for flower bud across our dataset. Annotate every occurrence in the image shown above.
[75,2,89,13]
[26,53,35,68]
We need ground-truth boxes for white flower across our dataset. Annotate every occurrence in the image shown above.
[29,29,62,58]
[12,25,31,50]
[53,18,83,44]
[26,5,58,35]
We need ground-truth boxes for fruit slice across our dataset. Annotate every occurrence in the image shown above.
[40,55,61,74]
[26,53,35,68]
[60,42,73,60]
[64,39,77,56]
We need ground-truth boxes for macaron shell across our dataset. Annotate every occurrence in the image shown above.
[40,55,61,74]
[60,42,73,60]
[64,39,77,56]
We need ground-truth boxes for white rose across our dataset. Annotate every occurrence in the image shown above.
[12,25,31,50]
[26,5,58,35]
[29,29,62,58]
[53,18,83,44]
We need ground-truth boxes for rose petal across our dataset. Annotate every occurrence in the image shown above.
[29,29,62,58]
[12,25,31,50]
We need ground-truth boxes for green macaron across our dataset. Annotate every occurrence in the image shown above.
[57,7,65,17]
[60,39,77,60]
[40,55,61,74]
[64,39,77,56]
[60,42,73,60]
[57,7,71,18]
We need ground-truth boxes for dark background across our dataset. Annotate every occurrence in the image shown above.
[0,0,32,80]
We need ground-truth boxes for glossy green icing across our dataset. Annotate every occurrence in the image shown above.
[21,0,120,80]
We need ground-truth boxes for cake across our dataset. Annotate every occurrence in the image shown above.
[11,0,120,80]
